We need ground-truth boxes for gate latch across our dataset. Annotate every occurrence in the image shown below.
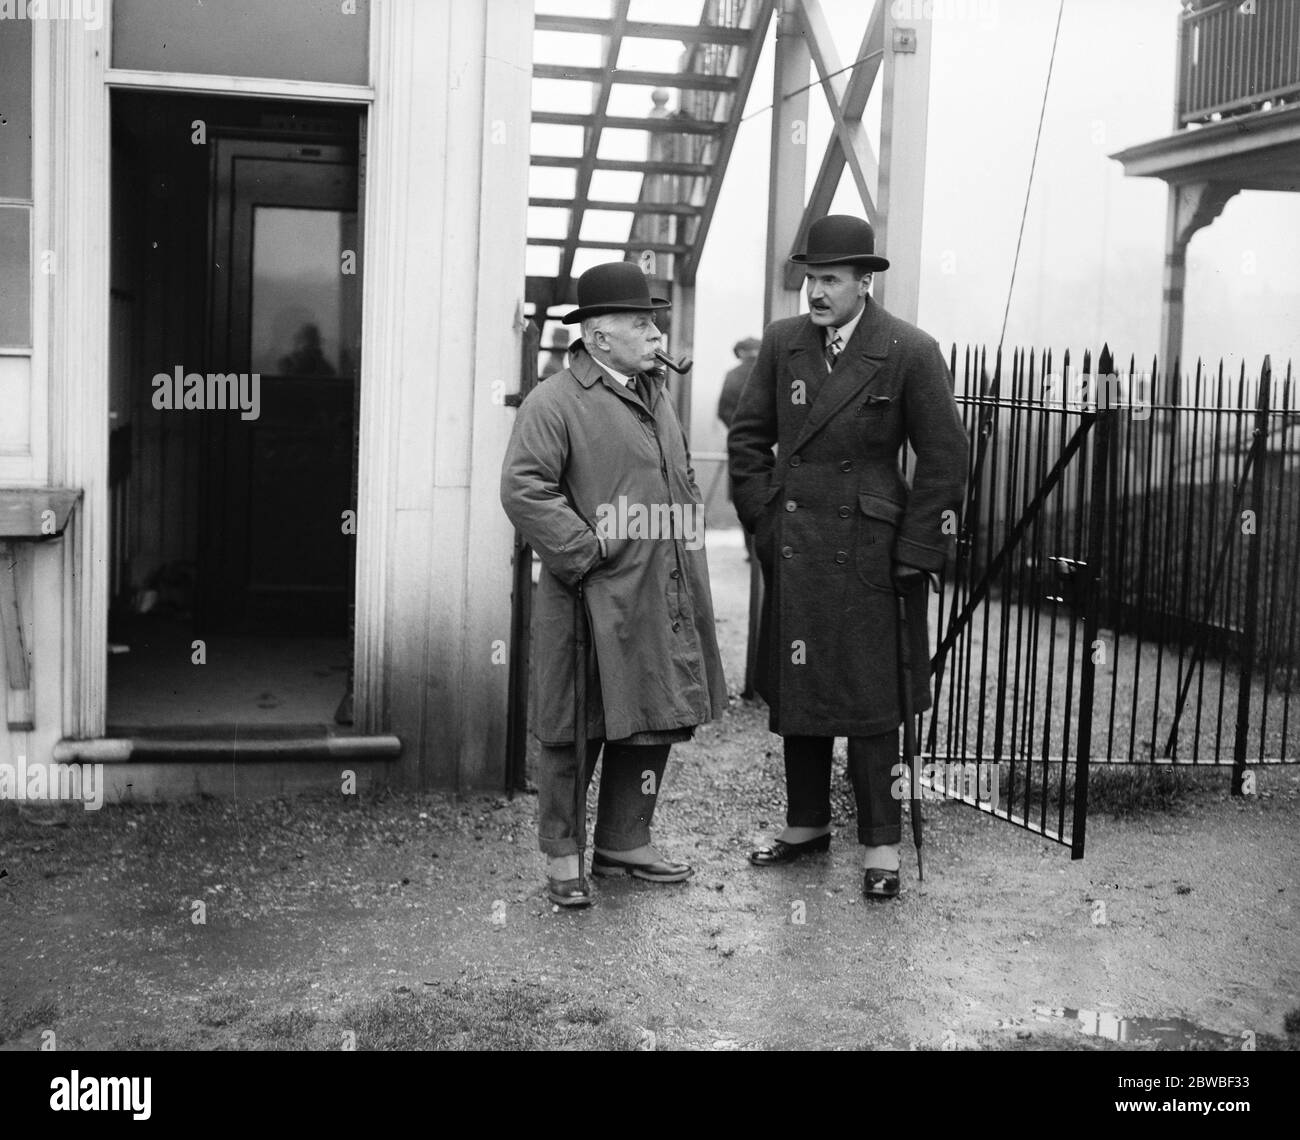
[1046,555,1086,604]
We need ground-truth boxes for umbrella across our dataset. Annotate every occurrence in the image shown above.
[896,590,924,881]
[573,578,590,876]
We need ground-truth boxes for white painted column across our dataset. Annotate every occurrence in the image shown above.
[49,16,111,739]
[358,0,531,788]
[875,8,932,325]
[764,0,810,325]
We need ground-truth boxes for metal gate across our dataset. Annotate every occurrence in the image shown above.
[919,347,1113,858]
[920,346,1299,859]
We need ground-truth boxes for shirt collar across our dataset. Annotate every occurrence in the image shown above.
[593,357,635,387]
[827,300,866,350]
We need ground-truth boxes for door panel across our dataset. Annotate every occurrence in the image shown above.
[204,140,360,633]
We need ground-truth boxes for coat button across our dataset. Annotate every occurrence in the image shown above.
[781,545,794,559]
[839,459,853,472]
[834,550,848,564]
[784,500,797,512]
[670,568,681,579]
[789,455,802,467]
[672,621,681,632]
[838,505,852,518]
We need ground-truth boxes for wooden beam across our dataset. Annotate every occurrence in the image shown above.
[528,275,577,309]
[679,0,778,284]
[875,3,933,323]
[528,237,692,254]
[535,15,752,45]
[533,155,714,176]
[531,197,704,216]
[0,542,33,730]
[797,0,879,209]
[534,64,738,92]
[784,0,884,289]
[532,110,725,135]
[765,0,811,323]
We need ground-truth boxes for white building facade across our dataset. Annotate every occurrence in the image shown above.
[0,0,534,797]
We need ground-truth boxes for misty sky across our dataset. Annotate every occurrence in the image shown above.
[686,0,1300,449]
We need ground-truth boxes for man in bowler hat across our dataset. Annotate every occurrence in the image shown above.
[501,261,727,908]
[717,336,762,430]
[728,215,968,898]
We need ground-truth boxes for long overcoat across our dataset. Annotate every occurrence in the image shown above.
[728,298,968,737]
[501,343,727,746]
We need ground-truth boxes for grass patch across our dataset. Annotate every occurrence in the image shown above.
[339,983,640,1051]
[0,997,59,1045]
[1084,764,1210,817]
[195,994,253,1028]
[252,1008,319,1041]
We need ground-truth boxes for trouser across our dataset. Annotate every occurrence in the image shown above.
[537,740,671,857]
[783,730,901,846]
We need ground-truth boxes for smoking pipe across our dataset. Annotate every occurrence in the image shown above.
[653,349,693,374]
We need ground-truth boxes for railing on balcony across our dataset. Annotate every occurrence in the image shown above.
[1179,0,1300,125]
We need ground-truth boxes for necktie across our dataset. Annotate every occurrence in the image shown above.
[825,331,842,371]
[633,374,653,408]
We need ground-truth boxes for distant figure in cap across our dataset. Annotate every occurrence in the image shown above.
[501,260,727,909]
[728,214,968,900]
[539,327,571,379]
[717,336,762,430]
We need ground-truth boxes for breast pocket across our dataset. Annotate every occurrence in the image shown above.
[854,491,904,592]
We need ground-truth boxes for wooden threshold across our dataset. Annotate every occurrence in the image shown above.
[53,727,402,764]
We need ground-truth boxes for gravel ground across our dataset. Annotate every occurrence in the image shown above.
[1,530,1296,1051]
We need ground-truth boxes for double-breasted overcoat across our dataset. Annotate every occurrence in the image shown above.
[728,298,968,737]
[501,343,727,746]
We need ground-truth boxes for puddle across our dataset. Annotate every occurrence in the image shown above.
[1029,1005,1252,1050]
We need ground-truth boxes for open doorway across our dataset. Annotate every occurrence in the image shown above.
[107,93,363,730]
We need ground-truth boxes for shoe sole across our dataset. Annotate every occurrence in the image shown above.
[748,851,829,867]
[592,864,694,883]
[547,891,593,908]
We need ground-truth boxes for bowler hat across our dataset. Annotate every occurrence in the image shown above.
[562,261,672,325]
[790,214,890,271]
[733,337,762,357]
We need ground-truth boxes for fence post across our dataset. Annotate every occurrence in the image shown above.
[1232,359,1270,795]
[1071,388,1112,859]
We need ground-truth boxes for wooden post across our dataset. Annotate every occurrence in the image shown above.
[748,0,810,698]
[764,0,810,324]
[875,6,932,324]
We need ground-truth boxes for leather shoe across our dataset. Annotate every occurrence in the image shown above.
[862,867,900,900]
[546,875,592,908]
[748,832,831,866]
[591,851,693,883]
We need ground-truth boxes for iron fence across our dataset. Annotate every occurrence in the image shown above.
[924,346,1299,817]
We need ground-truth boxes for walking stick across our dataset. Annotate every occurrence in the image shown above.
[896,590,924,881]
[573,578,590,876]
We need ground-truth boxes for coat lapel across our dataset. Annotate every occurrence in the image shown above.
[790,300,892,454]
[786,318,830,412]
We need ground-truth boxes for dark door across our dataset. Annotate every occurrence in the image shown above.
[203,138,360,633]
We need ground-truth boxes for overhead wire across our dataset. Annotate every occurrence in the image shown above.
[998,0,1067,348]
